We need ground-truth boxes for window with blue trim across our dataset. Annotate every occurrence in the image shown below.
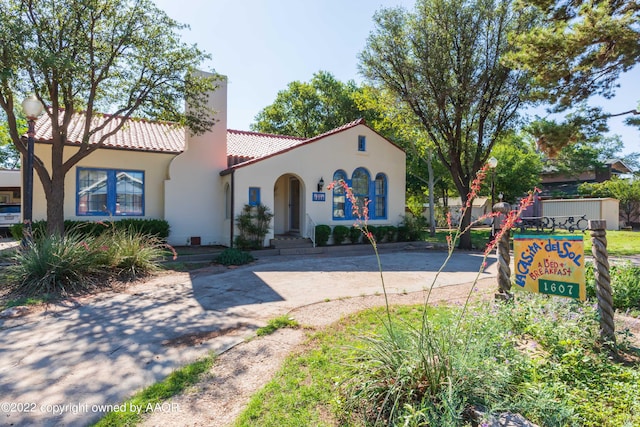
[77,168,144,216]
[332,170,347,219]
[358,135,366,151]
[332,168,388,220]
[248,187,261,206]
[352,168,370,217]
[375,173,387,218]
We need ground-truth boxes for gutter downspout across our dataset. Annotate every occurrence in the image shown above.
[230,169,235,248]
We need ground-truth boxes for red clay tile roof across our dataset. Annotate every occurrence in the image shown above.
[222,118,370,172]
[227,130,305,167]
[32,112,388,167]
[33,110,184,153]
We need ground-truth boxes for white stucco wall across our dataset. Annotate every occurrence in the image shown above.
[164,73,228,246]
[32,144,175,222]
[231,124,406,245]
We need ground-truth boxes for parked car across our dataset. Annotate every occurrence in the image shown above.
[0,204,21,231]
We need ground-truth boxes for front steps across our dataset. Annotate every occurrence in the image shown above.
[270,235,324,255]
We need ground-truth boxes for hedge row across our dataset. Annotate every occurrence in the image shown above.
[10,219,170,241]
[314,221,423,247]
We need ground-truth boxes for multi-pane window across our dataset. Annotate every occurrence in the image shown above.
[332,170,347,219]
[375,173,387,218]
[358,135,366,151]
[351,168,370,217]
[77,168,144,216]
[331,168,388,220]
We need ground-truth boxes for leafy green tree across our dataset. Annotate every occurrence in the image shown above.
[490,133,543,203]
[251,71,371,138]
[359,0,533,249]
[506,0,640,112]
[0,0,216,235]
[537,126,638,181]
[0,118,21,168]
[506,0,640,155]
[579,178,640,225]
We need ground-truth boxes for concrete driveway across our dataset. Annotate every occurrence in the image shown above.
[0,247,496,426]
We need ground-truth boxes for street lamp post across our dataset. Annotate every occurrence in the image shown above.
[21,95,45,245]
[487,156,498,237]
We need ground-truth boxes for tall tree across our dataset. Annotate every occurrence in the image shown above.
[490,133,543,203]
[506,0,640,154]
[360,0,533,249]
[0,0,216,235]
[506,0,640,111]
[251,71,370,138]
[579,178,640,225]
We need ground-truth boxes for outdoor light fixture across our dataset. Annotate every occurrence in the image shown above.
[317,177,324,192]
[21,94,45,245]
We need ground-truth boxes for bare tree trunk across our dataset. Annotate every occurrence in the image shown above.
[427,148,436,237]
[458,204,473,250]
[45,170,65,236]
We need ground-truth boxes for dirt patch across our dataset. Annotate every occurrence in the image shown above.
[162,323,253,348]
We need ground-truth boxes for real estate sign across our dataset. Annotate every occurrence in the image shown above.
[513,234,586,301]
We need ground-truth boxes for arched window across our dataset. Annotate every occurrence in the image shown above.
[332,170,347,219]
[331,168,388,221]
[351,168,370,218]
[374,173,387,218]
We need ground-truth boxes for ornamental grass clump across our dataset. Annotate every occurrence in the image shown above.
[9,232,104,296]
[93,225,170,278]
[8,222,174,297]
[330,165,542,425]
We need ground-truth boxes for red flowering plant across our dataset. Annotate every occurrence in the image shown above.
[327,179,391,326]
[337,164,543,424]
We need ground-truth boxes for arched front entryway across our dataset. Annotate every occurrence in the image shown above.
[273,173,304,236]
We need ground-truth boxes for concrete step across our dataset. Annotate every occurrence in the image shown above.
[270,237,314,250]
[279,246,326,256]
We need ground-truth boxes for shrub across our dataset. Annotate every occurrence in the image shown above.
[215,248,254,266]
[93,227,168,278]
[373,225,387,243]
[315,225,331,246]
[7,227,170,296]
[386,225,398,242]
[235,204,273,250]
[332,225,349,245]
[8,232,104,296]
[343,304,529,426]
[10,219,170,241]
[586,261,640,313]
[399,214,426,241]
[348,226,361,244]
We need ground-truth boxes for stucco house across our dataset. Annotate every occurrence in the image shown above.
[29,75,407,247]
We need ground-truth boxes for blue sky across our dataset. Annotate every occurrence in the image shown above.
[153,0,638,156]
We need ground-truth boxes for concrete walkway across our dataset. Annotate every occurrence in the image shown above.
[0,246,497,426]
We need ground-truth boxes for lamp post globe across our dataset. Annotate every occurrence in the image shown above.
[21,95,45,119]
[21,95,45,246]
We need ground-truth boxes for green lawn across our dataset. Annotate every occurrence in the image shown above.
[423,228,639,257]
[234,297,640,427]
